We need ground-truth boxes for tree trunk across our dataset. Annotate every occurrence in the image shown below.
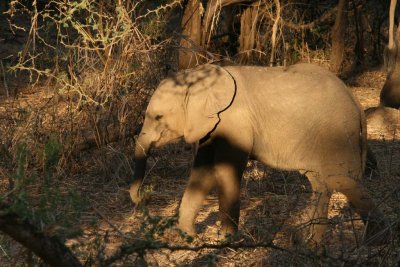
[178,0,258,69]
[269,0,281,66]
[238,4,258,63]
[330,0,349,73]
[353,2,365,66]
[201,0,256,46]
[179,0,203,70]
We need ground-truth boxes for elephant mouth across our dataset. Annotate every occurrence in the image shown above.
[154,132,184,148]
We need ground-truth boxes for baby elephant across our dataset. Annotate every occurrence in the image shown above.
[130,63,384,246]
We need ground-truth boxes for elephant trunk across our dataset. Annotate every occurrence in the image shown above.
[129,134,151,204]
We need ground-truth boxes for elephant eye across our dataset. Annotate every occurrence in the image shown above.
[155,115,163,121]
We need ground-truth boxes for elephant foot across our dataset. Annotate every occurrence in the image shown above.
[129,181,152,205]
[290,217,329,251]
[363,215,392,246]
[159,227,196,244]
[177,221,197,237]
[219,223,238,239]
[129,181,143,205]
[129,189,141,205]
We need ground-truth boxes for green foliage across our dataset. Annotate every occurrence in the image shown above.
[144,214,178,240]
[7,139,88,234]
[14,142,27,187]
[43,137,61,181]
[10,143,30,219]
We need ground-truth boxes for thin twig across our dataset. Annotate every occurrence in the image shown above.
[92,207,126,238]
[104,239,346,266]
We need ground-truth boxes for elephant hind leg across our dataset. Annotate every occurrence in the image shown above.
[326,176,375,216]
[326,176,390,245]
[293,172,331,247]
[178,143,216,235]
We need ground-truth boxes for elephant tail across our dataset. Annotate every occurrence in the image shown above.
[348,89,368,178]
[360,110,368,177]
[357,99,368,178]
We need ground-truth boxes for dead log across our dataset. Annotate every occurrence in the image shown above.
[0,204,82,267]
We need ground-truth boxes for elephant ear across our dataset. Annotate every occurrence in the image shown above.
[184,65,236,143]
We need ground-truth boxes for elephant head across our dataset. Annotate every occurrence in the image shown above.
[129,64,236,204]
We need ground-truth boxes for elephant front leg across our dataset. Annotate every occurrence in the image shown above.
[213,139,248,236]
[178,143,216,235]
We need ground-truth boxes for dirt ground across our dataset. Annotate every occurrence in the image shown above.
[0,66,399,266]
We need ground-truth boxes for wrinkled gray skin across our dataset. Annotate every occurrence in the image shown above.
[130,63,384,246]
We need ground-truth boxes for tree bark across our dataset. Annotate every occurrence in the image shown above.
[179,0,203,70]
[269,0,281,66]
[353,2,365,65]
[178,0,258,69]
[0,206,82,267]
[201,0,257,47]
[330,0,349,73]
[238,4,258,63]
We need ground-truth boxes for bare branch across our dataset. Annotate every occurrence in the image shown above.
[0,205,82,267]
[104,238,346,266]
[281,6,337,30]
